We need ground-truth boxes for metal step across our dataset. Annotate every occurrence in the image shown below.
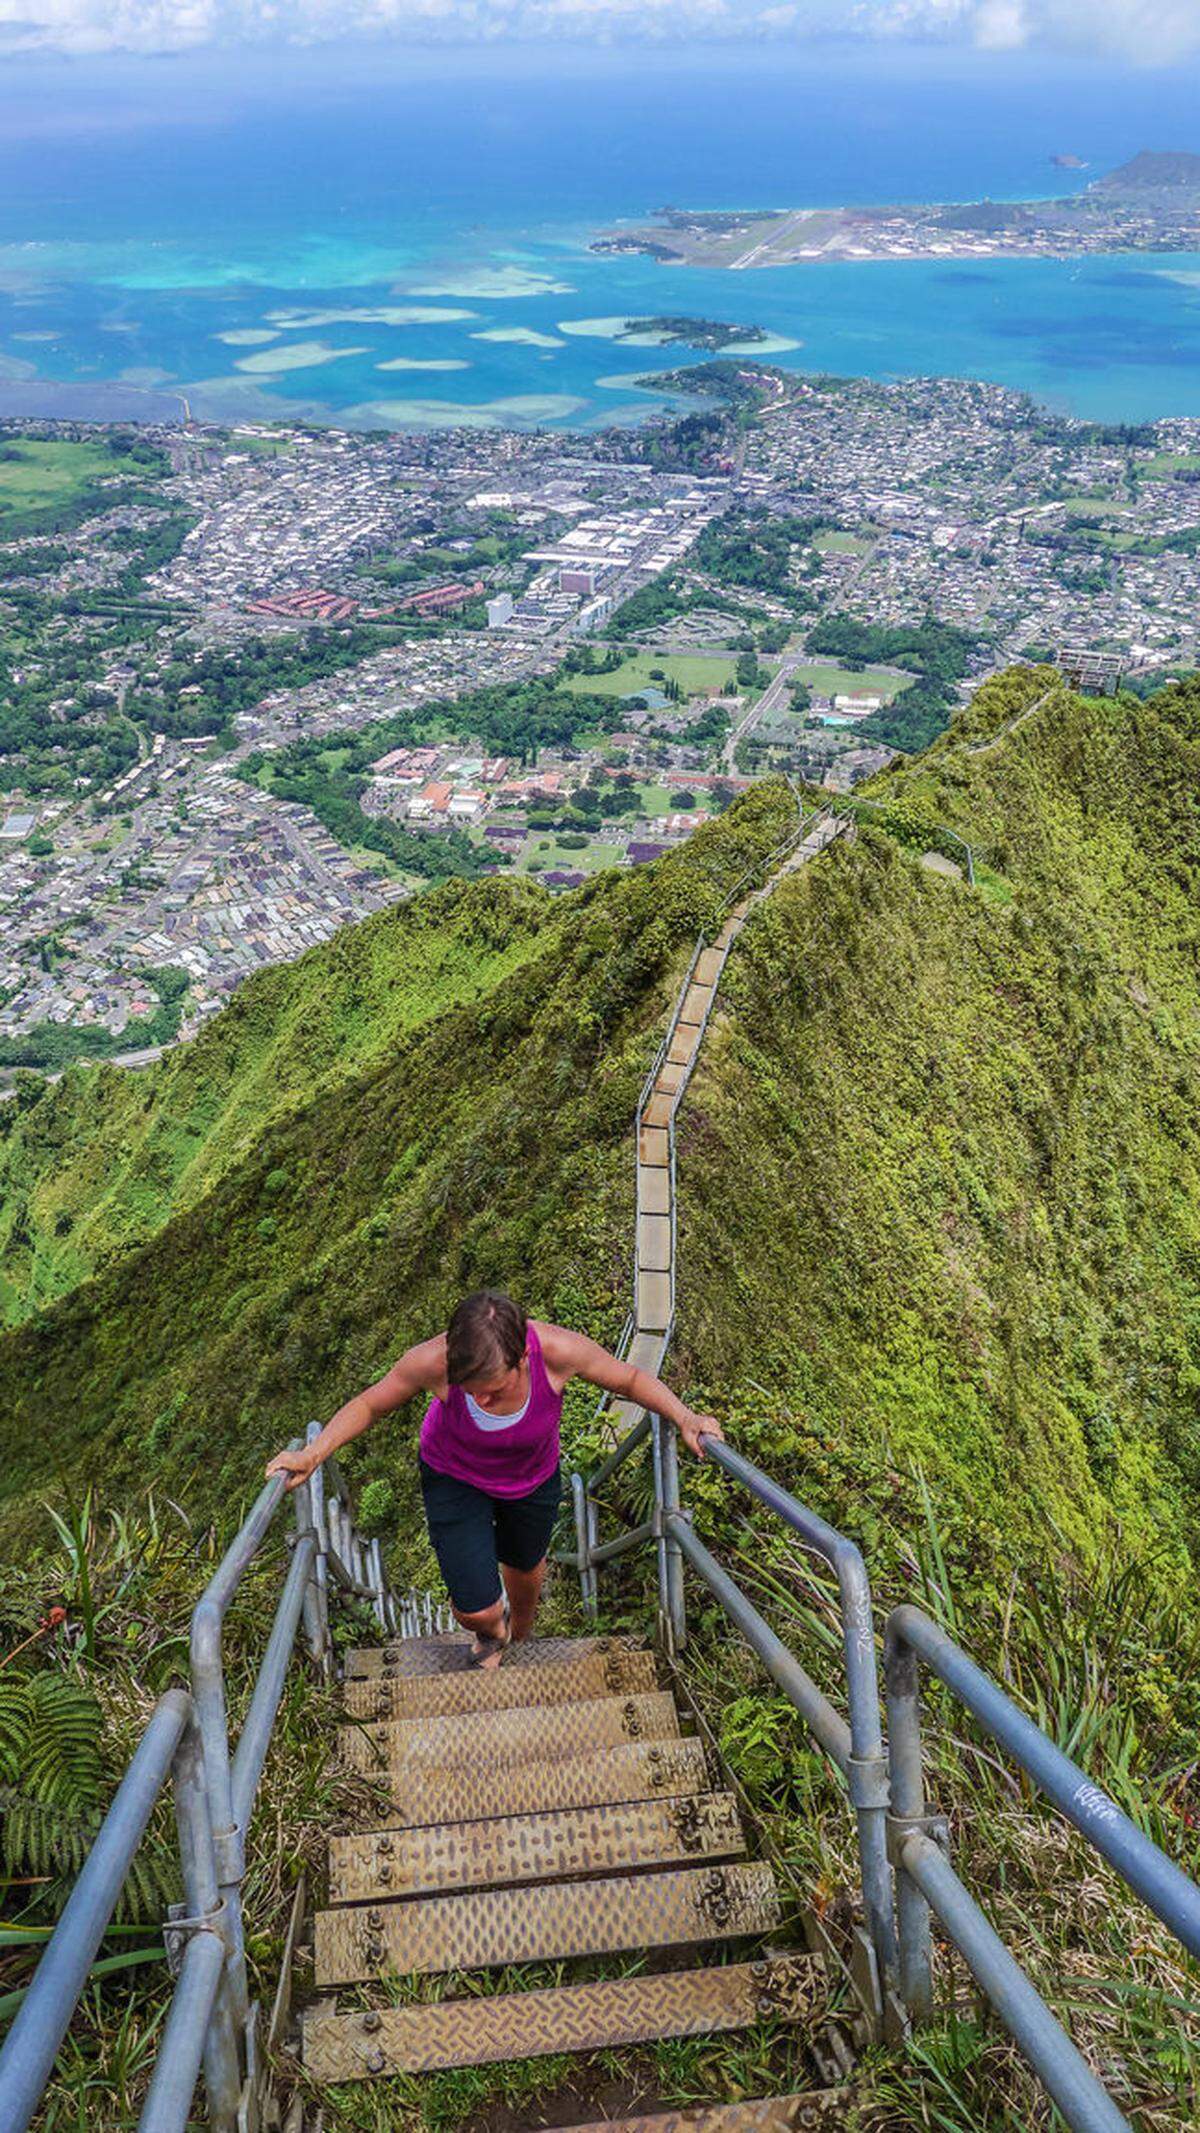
[543,2102,841,2133]
[314,1860,780,1984]
[346,1633,643,1681]
[382,1737,710,1827]
[339,1691,679,1775]
[302,1953,818,2079]
[343,1645,656,1722]
[328,1790,745,1904]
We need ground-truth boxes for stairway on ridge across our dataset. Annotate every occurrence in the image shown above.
[294,1630,847,2132]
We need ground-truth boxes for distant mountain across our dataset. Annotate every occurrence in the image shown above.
[1096,150,1200,196]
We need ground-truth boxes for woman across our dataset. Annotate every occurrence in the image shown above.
[266,1290,723,1668]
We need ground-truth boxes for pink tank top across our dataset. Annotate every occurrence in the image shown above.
[419,1321,562,1497]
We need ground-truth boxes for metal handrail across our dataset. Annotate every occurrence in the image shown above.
[569,1428,1200,2133]
[0,1437,402,2133]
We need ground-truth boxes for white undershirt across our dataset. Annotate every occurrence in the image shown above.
[463,1385,531,1433]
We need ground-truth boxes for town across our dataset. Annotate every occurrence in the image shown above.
[2,357,1198,1066]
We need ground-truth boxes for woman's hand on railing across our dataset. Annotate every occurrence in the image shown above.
[677,1412,725,1458]
[265,1446,317,1490]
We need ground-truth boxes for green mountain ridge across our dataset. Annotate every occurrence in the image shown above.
[0,874,555,1324]
[3,666,1200,1606]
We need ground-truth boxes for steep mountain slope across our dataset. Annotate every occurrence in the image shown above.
[0,785,795,1535]
[0,876,553,1323]
[679,668,1200,1573]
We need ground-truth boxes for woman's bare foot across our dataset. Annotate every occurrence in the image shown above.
[471,1627,511,1671]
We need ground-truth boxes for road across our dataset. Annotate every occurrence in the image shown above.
[722,652,803,773]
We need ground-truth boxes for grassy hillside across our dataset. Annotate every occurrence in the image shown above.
[0,876,553,1323]
[0,785,795,1536]
[678,666,1200,1575]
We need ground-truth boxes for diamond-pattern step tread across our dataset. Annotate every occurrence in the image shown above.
[340,1691,679,1774]
[328,1789,744,1903]
[314,1860,780,1983]
[346,1633,644,1681]
[344,1646,656,1722]
[302,1953,817,2079]
[545,2100,842,2133]
[381,1737,710,1826]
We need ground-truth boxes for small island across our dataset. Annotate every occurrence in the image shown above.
[618,316,768,350]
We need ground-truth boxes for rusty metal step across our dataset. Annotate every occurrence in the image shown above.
[344,1645,656,1722]
[340,1691,679,1775]
[544,2101,841,2133]
[314,1860,780,1984]
[693,947,726,987]
[642,1089,675,1130]
[302,1953,818,2079]
[677,982,714,1028]
[639,1123,670,1167]
[328,1790,745,1904]
[381,1737,710,1827]
[347,1634,642,1681]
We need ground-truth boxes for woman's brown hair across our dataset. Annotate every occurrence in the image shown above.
[446,1290,528,1385]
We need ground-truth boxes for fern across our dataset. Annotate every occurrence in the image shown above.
[0,1672,173,1917]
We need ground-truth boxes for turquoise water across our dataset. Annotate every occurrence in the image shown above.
[1,45,1199,429]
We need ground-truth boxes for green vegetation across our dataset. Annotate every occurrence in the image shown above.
[7,668,1200,2126]
[0,434,166,535]
[807,613,982,751]
[618,316,767,351]
[0,879,555,1324]
[564,651,732,700]
[241,673,616,879]
[0,966,189,1074]
[692,508,826,601]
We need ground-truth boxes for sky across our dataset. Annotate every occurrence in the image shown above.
[0,0,1197,63]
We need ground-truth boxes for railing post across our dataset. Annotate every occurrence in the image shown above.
[305,1421,332,1669]
[650,1416,673,1651]
[293,1471,326,1669]
[190,1594,250,2039]
[661,1423,686,1651]
[148,1713,242,2133]
[572,1471,597,1616]
[884,1620,934,2024]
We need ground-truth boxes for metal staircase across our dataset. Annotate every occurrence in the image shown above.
[8,795,1200,2133]
[301,1624,834,2129]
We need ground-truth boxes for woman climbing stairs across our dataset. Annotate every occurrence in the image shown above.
[298,1629,841,2128]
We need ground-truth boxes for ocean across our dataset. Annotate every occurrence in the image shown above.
[1,41,1199,430]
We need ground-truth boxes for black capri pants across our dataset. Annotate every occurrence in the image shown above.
[418,1458,562,1615]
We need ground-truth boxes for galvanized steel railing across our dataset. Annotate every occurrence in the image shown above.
[0,1429,403,2133]
[569,1431,1200,2133]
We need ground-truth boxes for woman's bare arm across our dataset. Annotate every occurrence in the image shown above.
[539,1323,724,1458]
[265,1335,446,1489]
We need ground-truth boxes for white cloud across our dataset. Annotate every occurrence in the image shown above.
[0,0,1196,60]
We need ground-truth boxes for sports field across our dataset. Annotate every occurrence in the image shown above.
[0,438,127,523]
[565,652,736,700]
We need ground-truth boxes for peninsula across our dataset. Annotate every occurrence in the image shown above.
[591,151,1200,270]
